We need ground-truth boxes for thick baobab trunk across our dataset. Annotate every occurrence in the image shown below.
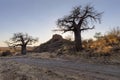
[74,30,83,51]
[21,45,27,55]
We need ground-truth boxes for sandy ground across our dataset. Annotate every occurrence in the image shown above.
[0,59,78,80]
[0,53,120,80]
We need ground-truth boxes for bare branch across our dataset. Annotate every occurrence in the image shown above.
[81,26,95,31]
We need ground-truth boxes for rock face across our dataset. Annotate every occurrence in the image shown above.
[34,34,68,53]
[51,34,63,41]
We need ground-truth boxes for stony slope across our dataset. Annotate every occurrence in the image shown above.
[34,34,72,53]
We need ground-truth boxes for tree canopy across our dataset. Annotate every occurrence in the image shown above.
[6,32,38,55]
[56,5,102,51]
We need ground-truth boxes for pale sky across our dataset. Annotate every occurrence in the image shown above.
[0,0,120,47]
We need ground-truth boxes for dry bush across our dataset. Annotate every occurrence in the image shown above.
[1,50,12,56]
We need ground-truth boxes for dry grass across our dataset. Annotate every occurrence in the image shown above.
[0,47,34,54]
[0,59,79,80]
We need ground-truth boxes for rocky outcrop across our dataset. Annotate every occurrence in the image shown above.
[34,34,69,53]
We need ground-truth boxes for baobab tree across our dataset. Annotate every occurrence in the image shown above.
[7,32,38,55]
[56,5,102,51]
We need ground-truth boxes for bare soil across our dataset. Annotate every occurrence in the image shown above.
[0,53,120,80]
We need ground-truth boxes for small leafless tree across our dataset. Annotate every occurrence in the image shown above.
[6,32,38,55]
[56,5,102,51]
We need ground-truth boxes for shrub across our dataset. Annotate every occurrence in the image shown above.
[1,50,12,56]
